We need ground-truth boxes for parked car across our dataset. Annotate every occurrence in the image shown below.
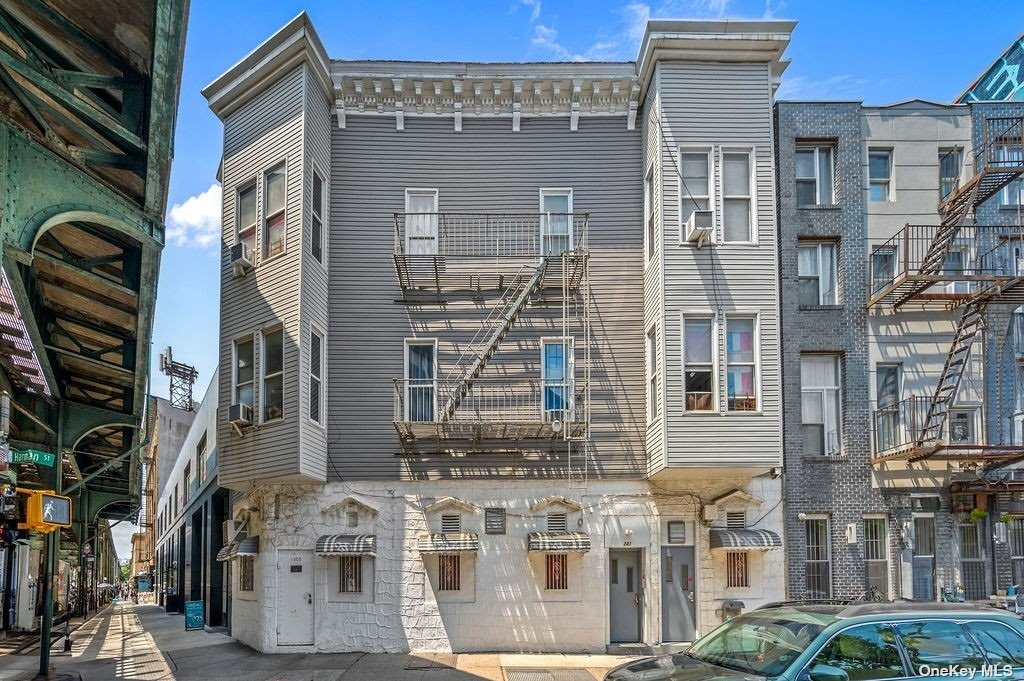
[604,602,1024,680]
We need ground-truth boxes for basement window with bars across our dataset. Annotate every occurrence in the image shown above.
[546,553,568,590]
[438,554,460,591]
[239,555,254,592]
[547,513,567,532]
[340,556,362,593]
[441,514,461,533]
[726,551,748,588]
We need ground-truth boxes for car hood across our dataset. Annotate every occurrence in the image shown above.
[604,653,767,681]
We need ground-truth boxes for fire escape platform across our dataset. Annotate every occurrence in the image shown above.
[393,419,588,445]
[393,252,587,297]
[872,443,1024,466]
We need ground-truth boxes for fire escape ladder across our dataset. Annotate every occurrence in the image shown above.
[440,258,549,422]
[915,299,986,447]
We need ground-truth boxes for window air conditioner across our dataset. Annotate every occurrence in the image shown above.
[702,504,719,522]
[231,243,253,277]
[685,210,714,245]
[228,403,252,428]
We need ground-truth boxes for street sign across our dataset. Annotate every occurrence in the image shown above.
[184,600,204,630]
[10,449,55,467]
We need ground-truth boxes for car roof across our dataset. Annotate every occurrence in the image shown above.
[756,601,1015,620]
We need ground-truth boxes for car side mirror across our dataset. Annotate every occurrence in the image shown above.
[809,664,849,681]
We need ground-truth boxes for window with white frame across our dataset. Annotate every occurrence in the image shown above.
[311,169,325,263]
[405,189,439,254]
[805,516,831,599]
[239,555,255,591]
[540,188,573,255]
[542,338,573,421]
[864,516,889,596]
[340,556,362,593]
[438,554,460,591]
[264,164,287,257]
[545,553,568,590]
[798,242,838,306]
[683,316,715,412]
[196,431,207,483]
[309,328,324,425]
[679,149,711,234]
[997,145,1023,205]
[801,354,842,456]
[405,340,436,422]
[647,325,658,421]
[796,144,835,205]
[1011,518,1024,586]
[869,150,892,202]
[939,148,962,201]
[262,327,284,422]
[236,183,257,256]
[726,551,748,588]
[233,335,255,409]
[722,151,753,243]
[645,166,655,261]
[725,316,757,411]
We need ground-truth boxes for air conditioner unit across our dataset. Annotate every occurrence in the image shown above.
[222,519,245,541]
[231,243,253,277]
[702,504,719,522]
[228,403,252,428]
[685,210,714,245]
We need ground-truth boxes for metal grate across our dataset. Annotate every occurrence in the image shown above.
[547,513,567,532]
[485,508,506,535]
[506,670,597,681]
[441,514,461,533]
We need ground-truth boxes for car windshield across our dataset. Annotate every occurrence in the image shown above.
[687,609,836,677]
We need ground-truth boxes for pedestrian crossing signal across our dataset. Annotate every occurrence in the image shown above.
[16,489,72,532]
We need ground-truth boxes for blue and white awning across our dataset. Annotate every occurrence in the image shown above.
[315,534,377,556]
[216,537,259,561]
[417,533,479,553]
[527,531,591,553]
[709,529,782,551]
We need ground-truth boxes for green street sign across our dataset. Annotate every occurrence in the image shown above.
[10,449,55,467]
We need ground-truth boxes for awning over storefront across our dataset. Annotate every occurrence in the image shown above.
[417,533,479,553]
[709,528,782,550]
[216,537,260,561]
[527,531,591,553]
[315,534,377,556]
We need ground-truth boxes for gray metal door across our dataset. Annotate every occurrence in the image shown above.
[609,549,642,643]
[661,546,696,641]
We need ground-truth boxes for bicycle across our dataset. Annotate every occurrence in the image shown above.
[862,585,886,602]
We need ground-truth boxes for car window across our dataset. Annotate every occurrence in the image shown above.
[964,621,1024,667]
[810,623,906,681]
[687,611,831,677]
[895,621,986,672]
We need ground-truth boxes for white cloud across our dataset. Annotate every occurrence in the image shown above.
[775,74,870,100]
[625,2,651,43]
[166,183,221,249]
[521,0,542,22]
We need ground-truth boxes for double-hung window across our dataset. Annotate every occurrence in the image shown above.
[795,144,834,205]
[264,164,287,258]
[540,188,573,255]
[998,145,1023,206]
[722,151,753,243]
[683,316,714,412]
[542,338,574,421]
[309,328,324,425]
[679,149,711,235]
[801,354,842,456]
[405,189,439,255]
[798,242,838,306]
[868,150,892,201]
[405,340,436,422]
[645,166,655,261]
[725,316,757,411]
[939,147,962,201]
[646,325,658,421]
[233,336,255,410]
[236,183,257,256]
[311,169,325,264]
[805,516,831,599]
[183,463,191,505]
[262,327,284,422]
[196,431,207,483]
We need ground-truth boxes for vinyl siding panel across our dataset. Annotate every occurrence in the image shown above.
[328,115,644,480]
[643,92,665,476]
[217,66,307,488]
[657,62,782,468]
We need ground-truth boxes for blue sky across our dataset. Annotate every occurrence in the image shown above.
[151,0,1021,401]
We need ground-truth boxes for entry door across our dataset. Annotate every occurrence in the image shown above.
[661,546,696,641]
[276,550,314,646]
[609,549,642,643]
[912,516,936,600]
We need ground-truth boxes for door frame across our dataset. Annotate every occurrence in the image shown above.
[275,548,315,646]
[608,548,644,644]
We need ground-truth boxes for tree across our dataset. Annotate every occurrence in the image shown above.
[119,559,131,583]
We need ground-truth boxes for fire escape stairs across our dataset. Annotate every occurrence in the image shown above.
[439,258,549,423]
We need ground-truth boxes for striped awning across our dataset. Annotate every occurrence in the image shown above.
[417,532,479,553]
[527,532,591,553]
[315,534,376,556]
[215,537,260,561]
[709,528,782,550]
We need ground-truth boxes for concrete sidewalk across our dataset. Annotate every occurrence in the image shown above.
[0,603,640,680]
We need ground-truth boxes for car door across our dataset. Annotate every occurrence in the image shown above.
[805,622,908,681]
[893,620,987,678]
[961,620,1024,678]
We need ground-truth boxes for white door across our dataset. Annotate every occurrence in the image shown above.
[276,549,314,646]
[405,189,439,254]
[540,189,572,255]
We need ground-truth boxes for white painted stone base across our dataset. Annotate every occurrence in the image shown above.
[226,476,784,653]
